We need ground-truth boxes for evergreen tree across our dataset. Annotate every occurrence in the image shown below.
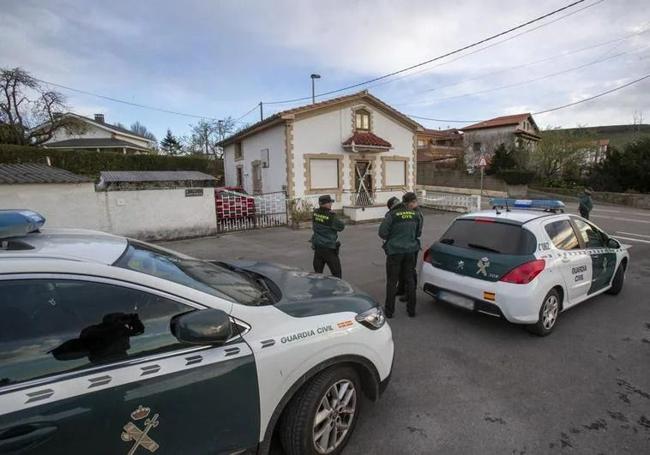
[160,129,182,155]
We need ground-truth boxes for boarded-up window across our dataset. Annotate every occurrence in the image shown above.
[384,160,406,187]
[309,159,339,190]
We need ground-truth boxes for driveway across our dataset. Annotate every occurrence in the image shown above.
[161,205,650,454]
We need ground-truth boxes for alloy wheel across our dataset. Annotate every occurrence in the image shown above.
[542,294,559,330]
[312,379,357,454]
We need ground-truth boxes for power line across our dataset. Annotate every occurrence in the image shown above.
[408,74,650,123]
[234,104,261,123]
[413,26,647,96]
[262,0,588,105]
[404,47,646,107]
[366,0,607,91]
[35,77,222,121]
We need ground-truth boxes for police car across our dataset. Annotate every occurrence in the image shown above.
[0,210,393,454]
[421,199,630,336]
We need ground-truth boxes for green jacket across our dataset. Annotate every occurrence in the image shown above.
[579,193,593,213]
[311,208,345,250]
[379,203,423,255]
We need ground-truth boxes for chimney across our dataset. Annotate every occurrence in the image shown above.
[94,114,105,123]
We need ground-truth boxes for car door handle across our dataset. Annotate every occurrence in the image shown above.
[0,423,58,452]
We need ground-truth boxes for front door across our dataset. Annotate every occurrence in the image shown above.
[0,278,259,455]
[354,161,373,206]
[252,161,263,195]
[571,218,617,295]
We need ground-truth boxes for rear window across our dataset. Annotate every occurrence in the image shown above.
[439,219,536,255]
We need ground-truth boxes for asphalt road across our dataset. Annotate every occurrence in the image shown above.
[161,202,650,455]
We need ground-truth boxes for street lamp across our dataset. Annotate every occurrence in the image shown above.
[310,74,321,104]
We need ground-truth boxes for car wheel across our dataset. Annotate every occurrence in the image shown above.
[606,262,626,295]
[527,289,561,337]
[280,366,361,455]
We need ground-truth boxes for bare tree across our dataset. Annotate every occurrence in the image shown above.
[187,117,236,158]
[130,121,157,142]
[0,67,85,145]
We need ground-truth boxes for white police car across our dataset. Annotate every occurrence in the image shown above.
[0,210,393,455]
[421,199,630,336]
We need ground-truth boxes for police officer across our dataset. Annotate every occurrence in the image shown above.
[311,195,345,278]
[579,188,593,220]
[379,192,422,318]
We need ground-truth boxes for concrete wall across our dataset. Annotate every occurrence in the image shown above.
[45,121,153,150]
[223,124,286,194]
[0,184,217,240]
[531,187,650,210]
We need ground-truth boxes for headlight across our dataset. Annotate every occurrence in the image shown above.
[355,307,386,330]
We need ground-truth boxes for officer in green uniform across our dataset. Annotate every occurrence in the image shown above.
[311,195,345,278]
[579,188,593,220]
[379,192,422,318]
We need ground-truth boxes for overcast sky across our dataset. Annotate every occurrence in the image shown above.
[2,0,649,140]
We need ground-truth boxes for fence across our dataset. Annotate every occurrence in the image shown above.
[419,189,481,213]
[216,190,288,232]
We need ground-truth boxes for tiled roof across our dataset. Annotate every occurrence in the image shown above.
[0,163,92,184]
[44,138,147,149]
[220,90,422,146]
[420,128,461,138]
[342,131,392,148]
[462,113,532,131]
[99,171,217,183]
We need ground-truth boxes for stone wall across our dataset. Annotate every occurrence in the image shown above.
[531,187,650,210]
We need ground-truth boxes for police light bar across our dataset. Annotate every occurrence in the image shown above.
[489,198,565,211]
[0,210,46,239]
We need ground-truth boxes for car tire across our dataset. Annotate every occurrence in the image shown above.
[606,262,626,295]
[526,289,561,337]
[280,366,361,455]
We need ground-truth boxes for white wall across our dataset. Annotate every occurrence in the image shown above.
[223,124,286,194]
[0,184,217,240]
[45,122,153,150]
[291,102,415,207]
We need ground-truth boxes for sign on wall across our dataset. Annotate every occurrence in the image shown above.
[185,188,204,197]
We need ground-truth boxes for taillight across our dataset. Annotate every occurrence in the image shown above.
[423,246,432,264]
[500,259,545,284]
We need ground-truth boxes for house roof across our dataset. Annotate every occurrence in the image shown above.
[219,90,423,147]
[462,113,534,131]
[43,138,149,149]
[33,113,154,143]
[342,131,392,149]
[98,171,217,183]
[0,163,93,184]
[419,128,461,138]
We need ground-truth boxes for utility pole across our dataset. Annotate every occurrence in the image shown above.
[259,102,264,121]
[310,74,321,104]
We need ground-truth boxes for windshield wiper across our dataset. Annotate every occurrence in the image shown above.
[467,243,501,253]
[440,238,455,245]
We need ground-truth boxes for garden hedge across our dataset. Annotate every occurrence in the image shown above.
[0,144,223,178]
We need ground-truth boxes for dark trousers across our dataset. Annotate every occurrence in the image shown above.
[397,251,418,295]
[313,247,342,278]
[385,253,417,316]
[579,209,590,220]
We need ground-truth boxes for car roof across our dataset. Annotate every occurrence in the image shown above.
[0,228,128,265]
[457,209,560,225]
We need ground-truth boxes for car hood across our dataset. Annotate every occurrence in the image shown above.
[224,260,378,317]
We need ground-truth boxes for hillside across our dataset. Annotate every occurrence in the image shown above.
[541,124,650,149]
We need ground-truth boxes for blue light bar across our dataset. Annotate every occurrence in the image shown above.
[0,210,46,239]
[489,198,565,211]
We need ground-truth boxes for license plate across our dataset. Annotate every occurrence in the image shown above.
[438,290,474,310]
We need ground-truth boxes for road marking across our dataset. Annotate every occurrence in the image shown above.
[616,231,650,239]
[592,215,650,224]
[614,236,650,245]
[592,209,650,217]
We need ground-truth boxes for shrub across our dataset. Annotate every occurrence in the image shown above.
[289,199,313,223]
[0,144,223,178]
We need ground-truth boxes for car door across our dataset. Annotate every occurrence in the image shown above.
[542,218,591,305]
[571,218,618,295]
[0,277,260,455]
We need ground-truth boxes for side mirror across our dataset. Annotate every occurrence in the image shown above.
[607,238,621,249]
[171,309,233,345]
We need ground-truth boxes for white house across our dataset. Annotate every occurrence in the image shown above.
[220,91,422,212]
[37,113,155,154]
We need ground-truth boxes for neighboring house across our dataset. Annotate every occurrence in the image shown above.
[416,128,463,164]
[219,90,422,208]
[36,113,155,154]
[461,113,541,167]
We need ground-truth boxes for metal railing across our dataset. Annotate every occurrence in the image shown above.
[216,190,288,232]
[419,190,481,213]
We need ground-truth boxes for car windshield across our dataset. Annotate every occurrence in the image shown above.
[114,241,269,305]
[439,219,536,255]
